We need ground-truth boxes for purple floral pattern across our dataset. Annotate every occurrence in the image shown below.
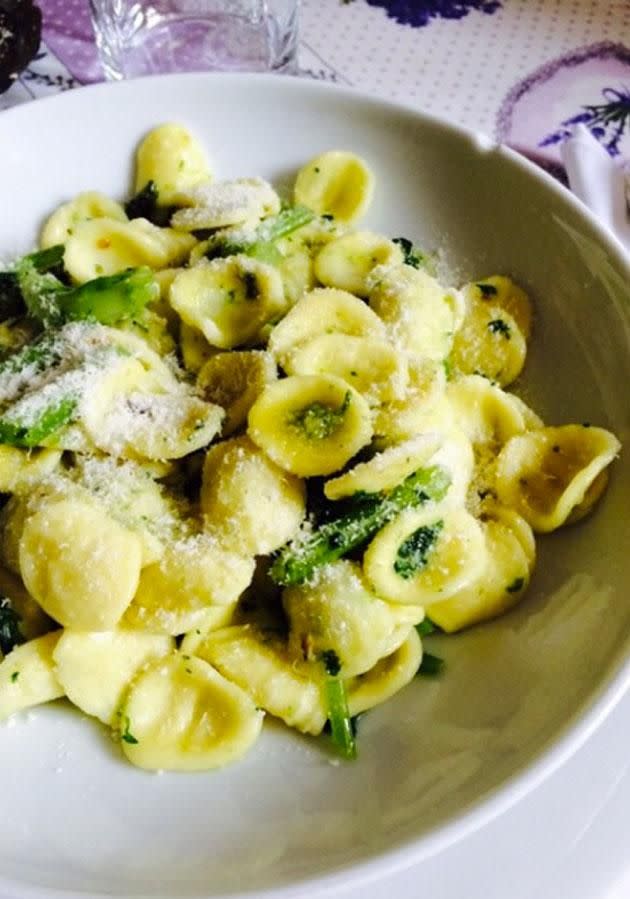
[539,86,630,158]
[351,0,502,28]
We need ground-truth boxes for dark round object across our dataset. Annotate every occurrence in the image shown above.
[0,1,42,93]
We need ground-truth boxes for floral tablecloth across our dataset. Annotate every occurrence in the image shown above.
[2,0,629,176]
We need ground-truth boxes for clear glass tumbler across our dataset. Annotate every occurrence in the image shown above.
[89,0,300,80]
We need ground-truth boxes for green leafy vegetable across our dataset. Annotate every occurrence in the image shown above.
[289,392,350,441]
[393,236,434,273]
[323,668,356,760]
[417,651,444,677]
[0,243,65,321]
[487,318,511,338]
[205,204,315,265]
[393,521,443,580]
[415,617,437,637]
[10,671,19,683]
[270,465,451,586]
[0,598,24,655]
[506,576,525,594]
[0,395,77,447]
[475,282,498,298]
[17,262,159,329]
[121,715,139,745]
[319,649,342,676]
[124,180,175,227]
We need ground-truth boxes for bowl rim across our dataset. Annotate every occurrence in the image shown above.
[1,70,629,899]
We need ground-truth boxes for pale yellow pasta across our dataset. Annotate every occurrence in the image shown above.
[120,654,264,771]
[40,191,127,249]
[0,631,63,721]
[428,428,476,510]
[285,333,408,405]
[324,433,442,500]
[372,357,447,444]
[53,630,174,725]
[450,302,527,387]
[178,603,240,655]
[363,506,487,605]
[197,349,277,436]
[134,123,212,205]
[81,356,224,461]
[170,177,280,231]
[64,217,195,283]
[446,374,542,448]
[314,231,404,296]
[248,374,373,477]
[0,447,61,494]
[201,436,305,555]
[283,560,423,677]
[478,502,536,568]
[463,275,533,339]
[194,624,327,735]
[494,425,620,533]
[347,628,422,717]
[169,255,286,349]
[368,264,457,361]
[426,517,533,632]
[122,535,255,635]
[268,287,387,367]
[294,150,374,223]
[179,322,217,373]
[19,498,142,630]
[275,235,316,305]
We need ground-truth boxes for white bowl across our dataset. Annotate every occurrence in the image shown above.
[0,74,628,899]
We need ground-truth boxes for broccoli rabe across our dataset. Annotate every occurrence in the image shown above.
[205,204,315,264]
[270,465,451,586]
[0,244,65,321]
[124,180,175,227]
[17,262,159,329]
[320,650,356,760]
[0,598,24,655]
[393,236,436,275]
[0,395,77,448]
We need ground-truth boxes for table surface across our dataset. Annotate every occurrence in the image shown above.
[2,3,630,898]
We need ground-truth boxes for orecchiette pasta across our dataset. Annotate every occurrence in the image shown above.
[0,124,619,772]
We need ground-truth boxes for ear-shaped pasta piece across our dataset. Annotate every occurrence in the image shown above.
[314,231,404,296]
[81,356,224,461]
[134,123,212,205]
[197,349,277,436]
[53,630,174,725]
[347,628,422,717]
[107,328,181,392]
[169,255,286,349]
[122,536,255,635]
[478,502,536,567]
[363,506,487,605]
[368,264,456,361]
[179,603,239,655]
[64,217,195,283]
[0,447,61,494]
[0,631,63,721]
[285,333,408,406]
[446,375,542,448]
[201,436,305,555]
[425,517,532,632]
[194,624,326,735]
[495,425,620,533]
[248,374,373,477]
[0,496,28,574]
[450,302,527,388]
[120,653,263,771]
[324,433,442,500]
[373,357,447,444]
[283,560,421,677]
[294,150,374,223]
[275,235,316,305]
[170,177,280,231]
[463,275,533,339]
[19,499,142,630]
[428,429,475,509]
[40,191,128,249]
[268,287,387,367]
[179,322,217,374]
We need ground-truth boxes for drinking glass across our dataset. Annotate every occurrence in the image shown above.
[89,0,300,80]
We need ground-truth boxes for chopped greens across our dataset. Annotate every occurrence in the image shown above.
[393,236,434,273]
[120,715,139,745]
[415,617,437,637]
[475,282,498,298]
[393,520,443,580]
[506,576,525,594]
[290,392,350,441]
[0,395,77,447]
[205,204,315,264]
[17,262,159,328]
[0,243,65,321]
[270,465,451,586]
[319,648,342,676]
[0,598,24,655]
[487,318,511,338]
[124,180,175,226]
[417,651,445,677]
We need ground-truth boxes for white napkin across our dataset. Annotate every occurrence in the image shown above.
[561,124,630,251]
